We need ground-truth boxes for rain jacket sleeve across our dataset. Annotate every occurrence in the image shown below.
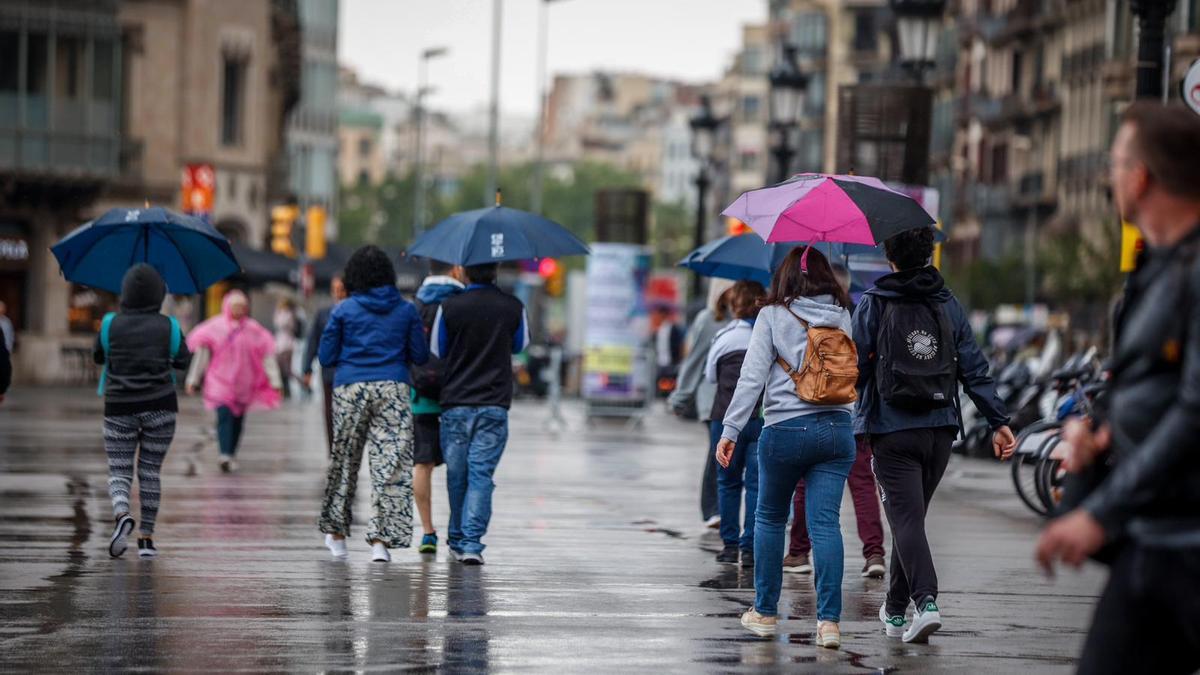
[406,304,430,366]
[317,306,343,370]
[668,310,712,411]
[949,298,1009,429]
[302,307,330,376]
[852,295,879,391]
[721,312,773,442]
[185,347,210,390]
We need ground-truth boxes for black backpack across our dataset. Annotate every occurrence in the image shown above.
[874,296,957,410]
[410,299,446,400]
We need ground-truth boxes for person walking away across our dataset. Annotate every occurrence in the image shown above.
[718,246,857,647]
[185,290,281,473]
[668,283,733,529]
[0,325,9,405]
[317,246,429,562]
[705,281,765,568]
[1035,103,1200,675]
[273,298,301,399]
[302,275,347,450]
[431,262,528,565]
[785,264,887,579]
[410,261,466,556]
[0,300,14,353]
[855,227,1014,643]
[93,264,191,558]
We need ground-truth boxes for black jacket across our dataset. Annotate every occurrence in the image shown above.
[431,284,528,409]
[93,265,191,413]
[0,335,10,396]
[302,305,334,386]
[1083,228,1200,547]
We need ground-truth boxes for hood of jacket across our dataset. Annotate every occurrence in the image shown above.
[870,266,952,302]
[416,276,465,305]
[354,285,402,314]
[785,294,848,327]
[119,263,166,313]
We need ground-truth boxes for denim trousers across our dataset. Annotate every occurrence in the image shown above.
[754,411,854,621]
[710,418,763,550]
[216,406,245,458]
[440,406,509,555]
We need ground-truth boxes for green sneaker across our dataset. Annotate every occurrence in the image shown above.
[903,597,942,644]
[879,603,906,638]
[419,533,438,554]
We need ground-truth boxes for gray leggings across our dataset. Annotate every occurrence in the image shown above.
[103,411,176,535]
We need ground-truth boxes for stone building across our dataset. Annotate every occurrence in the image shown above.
[287,0,339,238]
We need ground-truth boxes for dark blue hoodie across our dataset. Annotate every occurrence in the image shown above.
[318,285,429,389]
[852,266,1009,436]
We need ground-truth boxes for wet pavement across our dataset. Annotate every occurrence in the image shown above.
[0,387,1105,673]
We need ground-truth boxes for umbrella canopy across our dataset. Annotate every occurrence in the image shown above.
[52,206,239,295]
[679,234,797,286]
[409,205,589,266]
[722,173,935,246]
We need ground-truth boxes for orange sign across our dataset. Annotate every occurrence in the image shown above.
[181,164,216,215]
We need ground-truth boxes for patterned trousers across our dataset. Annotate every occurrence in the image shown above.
[103,411,177,535]
[318,381,415,547]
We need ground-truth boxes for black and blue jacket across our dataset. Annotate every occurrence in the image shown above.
[431,283,528,409]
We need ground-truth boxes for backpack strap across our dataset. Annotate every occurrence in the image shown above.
[168,316,182,358]
[97,312,116,396]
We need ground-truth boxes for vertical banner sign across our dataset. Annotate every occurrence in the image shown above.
[583,243,652,402]
[181,164,216,219]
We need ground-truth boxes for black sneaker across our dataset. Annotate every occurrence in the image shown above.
[108,514,135,558]
[137,538,157,559]
[740,549,754,569]
[716,545,739,564]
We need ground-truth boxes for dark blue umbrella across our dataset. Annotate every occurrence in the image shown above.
[679,234,797,286]
[51,206,239,294]
[408,205,589,265]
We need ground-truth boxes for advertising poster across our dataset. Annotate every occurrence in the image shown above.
[583,243,651,402]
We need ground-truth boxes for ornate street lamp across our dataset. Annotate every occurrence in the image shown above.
[1128,0,1178,99]
[768,44,808,182]
[689,94,721,300]
[890,0,947,81]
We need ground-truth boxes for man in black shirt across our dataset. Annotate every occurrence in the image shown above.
[431,263,528,565]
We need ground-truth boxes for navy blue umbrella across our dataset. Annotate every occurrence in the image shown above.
[52,206,239,294]
[679,234,798,286]
[408,205,589,265]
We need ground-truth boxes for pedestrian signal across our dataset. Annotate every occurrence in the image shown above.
[306,206,327,259]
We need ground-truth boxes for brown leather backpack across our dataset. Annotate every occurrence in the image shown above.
[775,306,859,405]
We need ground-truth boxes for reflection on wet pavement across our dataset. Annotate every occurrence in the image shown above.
[0,388,1104,672]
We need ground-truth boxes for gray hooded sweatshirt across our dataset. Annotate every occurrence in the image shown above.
[721,294,854,442]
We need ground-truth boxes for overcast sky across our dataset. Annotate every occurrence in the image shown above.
[338,0,768,117]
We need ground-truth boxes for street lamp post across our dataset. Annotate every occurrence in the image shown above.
[889,0,945,185]
[689,94,721,301]
[413,46,448,238]
[532,0,570,215]
[1129,0,1178,100]
[485,0,504,206]
[768,44,808,183]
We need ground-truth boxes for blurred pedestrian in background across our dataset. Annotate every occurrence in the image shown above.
[410,261,465,556]
[1036,102,1200,675]
[303,275,347,450]
[0,300,14,353]
[856,227,1013,644]
[317,245,428,563]
[185,289,281,473]
[718,246,856,648]
[273,297,302,399]
[431,262,528,565]
[705,280,765,567]
[93,264,191,559]
[785,263,887,579]
[669,283,733,530]
[0,325,9,405]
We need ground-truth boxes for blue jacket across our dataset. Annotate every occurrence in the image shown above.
[853,266,1009,436]
[318,285,429,389]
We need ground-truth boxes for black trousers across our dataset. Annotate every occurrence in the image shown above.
[871,427,956,615]
[1078,545,1200,675]
[701,421,720,521]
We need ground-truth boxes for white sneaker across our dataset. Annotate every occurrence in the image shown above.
[703,515,721,530]
[815,621,841,649]
[879,603,907,638]
[325,534,348,559]
[460,552,484,566]
[740,609,777,638]
[219,458,238,473]
[371,542,390,563]
[449,548,465,562]
[903,598,942,643]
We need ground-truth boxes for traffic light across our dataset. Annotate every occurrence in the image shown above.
[539,258,565,297]
[305,205,327,259]
[271,204,298,257]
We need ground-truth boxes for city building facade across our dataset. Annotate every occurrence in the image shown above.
[287,0,339,238]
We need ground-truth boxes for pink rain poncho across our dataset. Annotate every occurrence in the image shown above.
[187,290,280,415]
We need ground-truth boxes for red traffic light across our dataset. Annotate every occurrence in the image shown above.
[538,258,559,278]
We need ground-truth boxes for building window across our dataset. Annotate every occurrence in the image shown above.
[853,10,877,53]
[221,56,247,146]
[742,96,761,122]
[739,150,759,171]
[358,137,371,158]
[742,47,763,75]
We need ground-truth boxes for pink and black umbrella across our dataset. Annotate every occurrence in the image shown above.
[721,174,935,262]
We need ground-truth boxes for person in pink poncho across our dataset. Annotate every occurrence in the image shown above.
[185,290,281,473]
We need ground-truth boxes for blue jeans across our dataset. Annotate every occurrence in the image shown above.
[754,411,854,622]
[440,406,509,555]
[711,418,763,550]
[216,406,245,458]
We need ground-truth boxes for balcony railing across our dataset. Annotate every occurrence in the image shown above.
[0,128,120,178]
